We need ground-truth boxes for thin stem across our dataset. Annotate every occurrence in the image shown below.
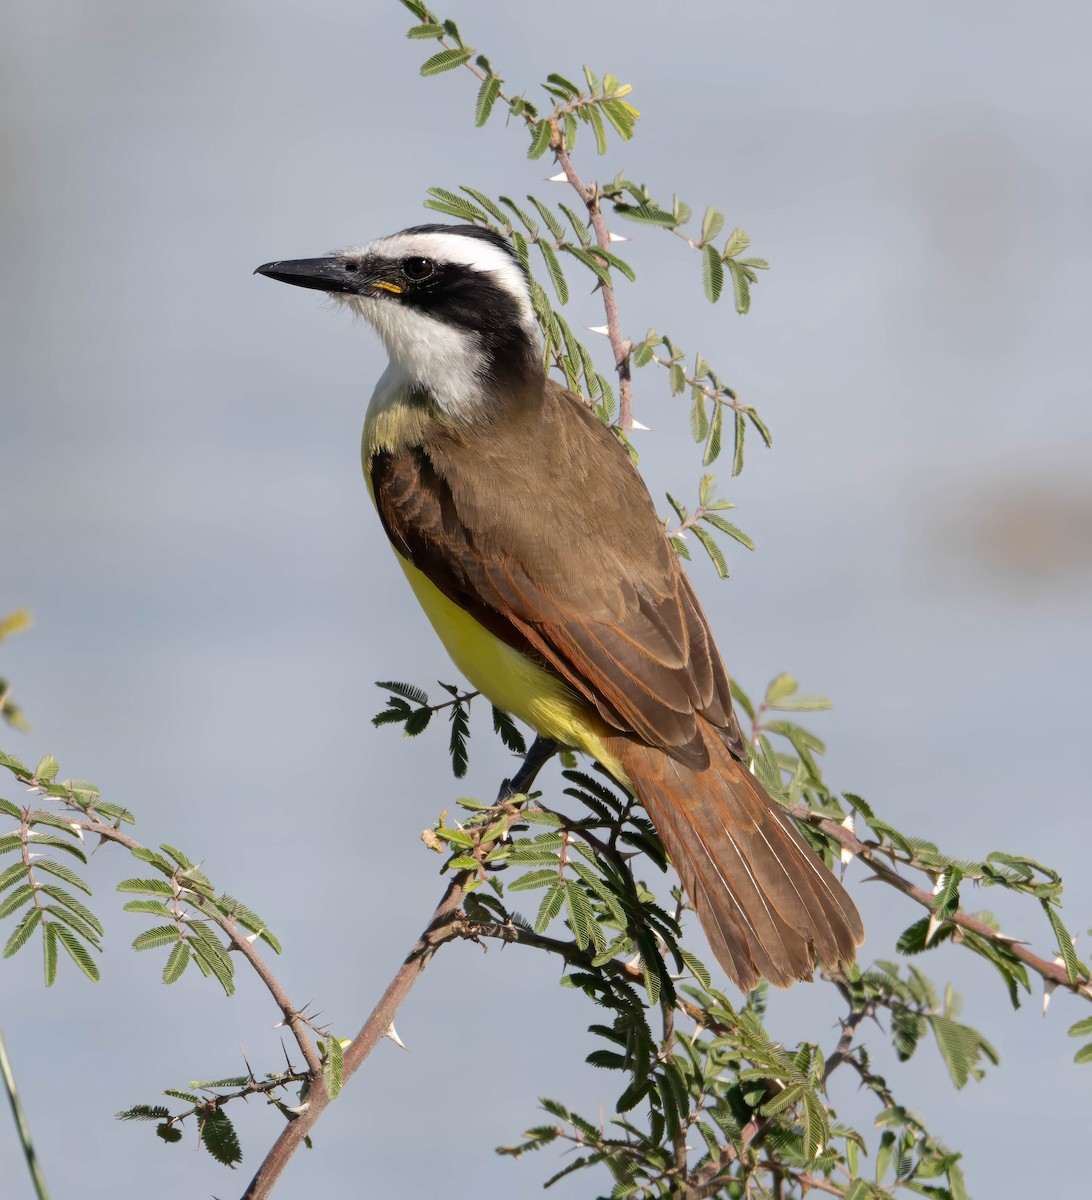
[238,737,557,1200]
[793,1173,845,1197]
[238,876,468,1199]
[549,125,634,431]
[218,913,324,1079]
[798,806,1092,998]
[427,689,479,714]
[679,982,878,1198]
[660,994,688,1180]
[62,815,325,1079]
[161,1069,311,1128]
[427,28,636,427]
[650,350,748,415]
[0,1022,50,1200]
[450,914,641,981]
[822,995,875,1084]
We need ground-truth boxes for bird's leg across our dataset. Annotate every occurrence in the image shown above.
[495,735,559,803]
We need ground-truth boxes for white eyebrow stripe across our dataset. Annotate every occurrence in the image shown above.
[346,230,536,330]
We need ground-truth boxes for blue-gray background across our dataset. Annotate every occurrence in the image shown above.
[2,1,1090,1196]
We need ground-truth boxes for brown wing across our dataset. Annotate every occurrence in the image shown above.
[369,381,747,767]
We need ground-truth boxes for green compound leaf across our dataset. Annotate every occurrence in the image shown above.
[32,857,92,894]
[0,882,34,920]
[162,939,191,985]
[537,241,569,304]
[527,119,553,160]
[53,921,100,981]
[133,925,183,952]
[691,525,730,578]
[702,244,724,302]
[323,1035,346,1100]
[199,1108,242,1167]
[1043,901,1082,983]
[117,1104,172,1121]
[420,47,473,77]
[534,882,566,932]
[43,921,58,986]
[3,906,41,957]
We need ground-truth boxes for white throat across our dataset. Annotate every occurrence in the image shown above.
[339,227,540,419]
[349,293,486,417]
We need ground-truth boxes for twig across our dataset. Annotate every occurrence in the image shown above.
[649,350,749,417]
[238,737,557,1200]
[218,914,324,1079]
[450,915,641,981]
[424,33,635,429]
[548,123,634,431]
[799,807,1092,999]
[160,1069,312,1127]
[794,1173,845,1197]
[822,997,875,1084]
[678,979,878,1198]
[427,689,479,714]
[66,814,326,1079]
[676,1114,765,1200]
[238,874,468,1198]
[0,1022,50,1200]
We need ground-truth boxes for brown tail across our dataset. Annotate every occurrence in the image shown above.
[608,724,863,992]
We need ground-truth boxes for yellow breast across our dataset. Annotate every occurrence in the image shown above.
[361,374,627,785]
[394,553,627,783]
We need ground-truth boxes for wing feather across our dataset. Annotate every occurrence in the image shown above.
[368,382,745,763]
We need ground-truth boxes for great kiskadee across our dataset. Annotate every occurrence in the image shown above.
[256,224,863,991]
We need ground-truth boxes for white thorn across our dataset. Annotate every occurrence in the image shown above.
[245,931,260,944]
[545,171,567,183]
[386,1022,409,1052]
[586,324,610,336]
[283,1102,310,1115]
[1043,979,1057,1016]
[925,873,946,946]
[839,813,856,867]
[68,822,85,841]
[629,418,652,431]
[607,231,630,242]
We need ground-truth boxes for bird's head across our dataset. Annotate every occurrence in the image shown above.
[256,224,542,416]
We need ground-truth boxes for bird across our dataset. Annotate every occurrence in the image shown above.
[255,223,863,991]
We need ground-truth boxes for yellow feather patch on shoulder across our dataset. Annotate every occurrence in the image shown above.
[394,553,628,785]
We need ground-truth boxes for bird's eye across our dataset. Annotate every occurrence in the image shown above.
[342,260,360,273]
[402,256,435,281]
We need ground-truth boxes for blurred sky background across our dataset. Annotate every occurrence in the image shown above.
[2,1,1090,1197]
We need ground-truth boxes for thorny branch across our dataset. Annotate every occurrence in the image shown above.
[547,121,635,432]
[4,20,1085,1195]
[14,799,326,1081]
[432,41,637,431]
[649,349,750,419]
[13,674,1089,1198]
[798,806,1092,999]
[238,737,559,1200]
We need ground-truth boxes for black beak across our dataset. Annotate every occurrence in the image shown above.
[254,256,364,294]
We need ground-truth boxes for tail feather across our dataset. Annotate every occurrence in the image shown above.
[610,724,863,992]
